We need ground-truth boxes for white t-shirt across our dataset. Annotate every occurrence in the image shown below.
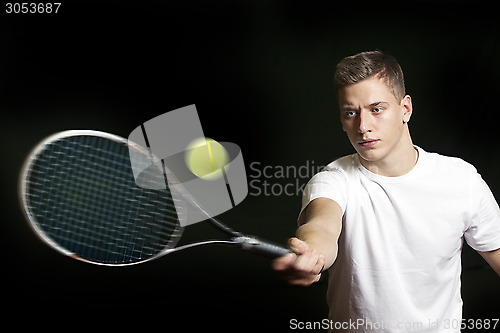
[300,146,500,332]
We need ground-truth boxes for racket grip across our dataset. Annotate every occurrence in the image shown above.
[234,236,292,259]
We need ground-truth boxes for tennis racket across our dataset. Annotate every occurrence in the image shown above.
[19,130,291,266]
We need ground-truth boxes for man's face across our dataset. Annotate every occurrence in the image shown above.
[338,76,412,164]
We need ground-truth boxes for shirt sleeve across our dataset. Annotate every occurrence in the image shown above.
[298,168,348,224]
[465,171,500,252]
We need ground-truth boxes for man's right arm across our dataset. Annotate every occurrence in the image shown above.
[272,197,343,286]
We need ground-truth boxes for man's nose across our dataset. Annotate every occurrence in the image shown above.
[358,110,372,134]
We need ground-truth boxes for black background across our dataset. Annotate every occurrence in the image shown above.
[2,1,500,331]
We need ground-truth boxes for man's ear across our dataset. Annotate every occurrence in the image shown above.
[401,95,413,123]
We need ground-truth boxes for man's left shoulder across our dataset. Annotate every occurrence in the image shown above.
[420,147,478,175]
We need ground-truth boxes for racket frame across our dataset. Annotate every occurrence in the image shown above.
[19,130,185,266]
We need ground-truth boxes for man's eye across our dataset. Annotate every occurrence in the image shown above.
[372,107,383,113]
[345,111,356,117]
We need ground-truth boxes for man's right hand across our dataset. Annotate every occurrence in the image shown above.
[272,237,326,286]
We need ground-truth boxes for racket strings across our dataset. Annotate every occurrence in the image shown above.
[24,135,182,264]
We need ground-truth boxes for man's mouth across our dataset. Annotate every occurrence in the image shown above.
[358,139,380,148]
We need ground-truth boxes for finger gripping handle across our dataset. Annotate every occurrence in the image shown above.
[234,236,292,259]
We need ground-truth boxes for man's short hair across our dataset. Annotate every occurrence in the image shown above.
[334,50,406,103]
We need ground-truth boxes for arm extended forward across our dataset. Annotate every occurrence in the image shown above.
[272,197,343,286]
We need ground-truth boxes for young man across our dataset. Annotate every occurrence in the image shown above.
[273,51,500,332]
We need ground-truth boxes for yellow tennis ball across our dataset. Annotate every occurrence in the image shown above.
[185,137,229,180]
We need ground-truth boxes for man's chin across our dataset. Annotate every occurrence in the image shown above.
[355,148,381,163]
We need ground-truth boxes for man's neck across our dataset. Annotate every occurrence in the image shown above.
[359,135,418,177]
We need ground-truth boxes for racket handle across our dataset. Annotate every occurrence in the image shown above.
[233,236,292,259]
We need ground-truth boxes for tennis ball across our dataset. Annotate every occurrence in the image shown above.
[185,137,229,180]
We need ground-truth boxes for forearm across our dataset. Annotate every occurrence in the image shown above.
[273,198,342,286]
[295,222,339,270]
